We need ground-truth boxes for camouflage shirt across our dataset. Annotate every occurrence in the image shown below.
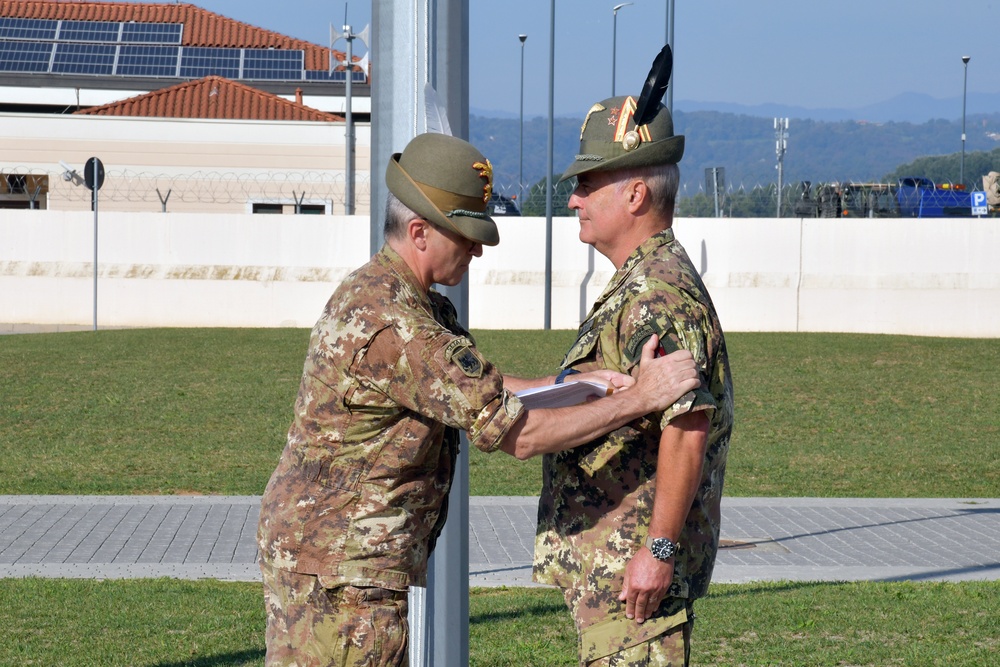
[533,228,734,601]
[257,244,524,590]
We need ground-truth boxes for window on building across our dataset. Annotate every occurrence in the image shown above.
[252,203,284,214]
[1,173,47,209]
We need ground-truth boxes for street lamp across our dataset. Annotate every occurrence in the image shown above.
[612,3,633,95]
[519,34,527,204]
[961,55,970,187]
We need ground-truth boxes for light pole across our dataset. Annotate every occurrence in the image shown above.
[961,55,970,187]
[612,3,633,95]
[519,34,527,204]
[665,0,675,116]
[331,12,368,216]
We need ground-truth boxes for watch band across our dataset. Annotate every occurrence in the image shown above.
[645,535,677,562]
[555,368,580,384]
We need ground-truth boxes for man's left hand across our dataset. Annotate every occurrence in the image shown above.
[619,547,674,624]
[571,369,634,391]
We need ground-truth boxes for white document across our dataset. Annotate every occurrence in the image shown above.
[515,380,612,410]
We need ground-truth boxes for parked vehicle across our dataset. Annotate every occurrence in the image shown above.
[895,177,972,218]
[793,177,976,218]
[488,192,521,216]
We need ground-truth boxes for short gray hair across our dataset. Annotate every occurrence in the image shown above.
[383,192,420,240]
[612,163,680,220]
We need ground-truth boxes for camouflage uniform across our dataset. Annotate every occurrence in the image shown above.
[533,228,734,666]
[258,243,524,666]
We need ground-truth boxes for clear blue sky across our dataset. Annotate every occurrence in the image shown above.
[191,0,998,119]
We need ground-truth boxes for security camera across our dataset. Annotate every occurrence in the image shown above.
[59,160,77,183]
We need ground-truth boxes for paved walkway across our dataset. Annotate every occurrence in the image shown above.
[1,495,998,585]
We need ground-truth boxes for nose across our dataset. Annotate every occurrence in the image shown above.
[469,242,483,257]
[568,187,583,211]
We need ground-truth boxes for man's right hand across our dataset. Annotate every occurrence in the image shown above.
[633,334,699,412]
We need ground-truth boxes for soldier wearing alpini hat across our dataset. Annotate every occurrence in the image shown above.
[256,131,701,667]
[532,46,735,666]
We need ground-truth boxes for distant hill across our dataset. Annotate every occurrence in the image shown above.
[674,91,1000,125]
[471,109,1000,198]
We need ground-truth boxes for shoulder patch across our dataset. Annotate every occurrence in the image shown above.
[624,321,679,363]
[624,323,658,362]
[444,337,483,378]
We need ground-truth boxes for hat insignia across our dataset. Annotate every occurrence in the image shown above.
[473,159,493,203]
[614,96,652,150]
[580,103,606,139]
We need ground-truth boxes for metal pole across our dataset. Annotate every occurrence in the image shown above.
[92,162,98,331]
[426,3,470,666]
[611,3,633,96]
[612,10,617,95]
[369,5,469,664]
[667,0,675,116]
[712,168,720,219]
[519,34,527,203]
[961,55,970,187]
[544,0,554,330]
[345,25,355,215]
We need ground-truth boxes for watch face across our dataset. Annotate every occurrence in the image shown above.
[649,538,676,561]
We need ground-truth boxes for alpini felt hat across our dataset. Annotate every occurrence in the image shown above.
[561,45,684,181]
[386,133,500,246]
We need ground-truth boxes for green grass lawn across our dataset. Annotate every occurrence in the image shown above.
[1,328,997,497]
[2,328,998,666]
[1,579,995,667]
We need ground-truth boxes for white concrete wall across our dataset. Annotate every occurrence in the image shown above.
[2,210,999,336]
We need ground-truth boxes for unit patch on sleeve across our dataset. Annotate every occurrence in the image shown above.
[444,337,484,378]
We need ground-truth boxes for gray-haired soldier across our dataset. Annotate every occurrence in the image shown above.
[532,46,735,666]
[256,132,701,667]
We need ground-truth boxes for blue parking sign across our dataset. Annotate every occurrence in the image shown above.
[971,191,988,216]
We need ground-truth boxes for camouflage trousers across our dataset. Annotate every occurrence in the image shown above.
[260,560,409,667]
[563,587,694,667]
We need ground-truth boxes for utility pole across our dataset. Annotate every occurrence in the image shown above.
[961,55,970,187]
[774,117,788,217]
[332,7,368,215]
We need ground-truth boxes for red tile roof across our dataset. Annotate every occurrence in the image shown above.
[74,75,343,121]
[0,1,343,71]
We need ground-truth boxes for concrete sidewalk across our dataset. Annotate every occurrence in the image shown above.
[1,495,998,585]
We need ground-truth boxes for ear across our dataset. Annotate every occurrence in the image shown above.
[625,179,649,215]
[407,217,430,250]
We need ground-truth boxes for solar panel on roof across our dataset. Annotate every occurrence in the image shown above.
[306,70,366,83]
[117,45,179,77]
[180,46,241,79]
[0,40,54,73]
[58,21,120,43]
[243,49,303,80]
[0,18,58,41]
[121,22,183,45]
[52,42,116,75]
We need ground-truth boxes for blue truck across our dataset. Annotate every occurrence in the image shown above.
[895,177,973,218]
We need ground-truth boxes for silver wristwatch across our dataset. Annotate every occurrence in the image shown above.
[645,536,677,562]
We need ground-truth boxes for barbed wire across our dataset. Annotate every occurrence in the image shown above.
[0,166,372,211]
[5,165,995,218]
[492,177,998,218]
